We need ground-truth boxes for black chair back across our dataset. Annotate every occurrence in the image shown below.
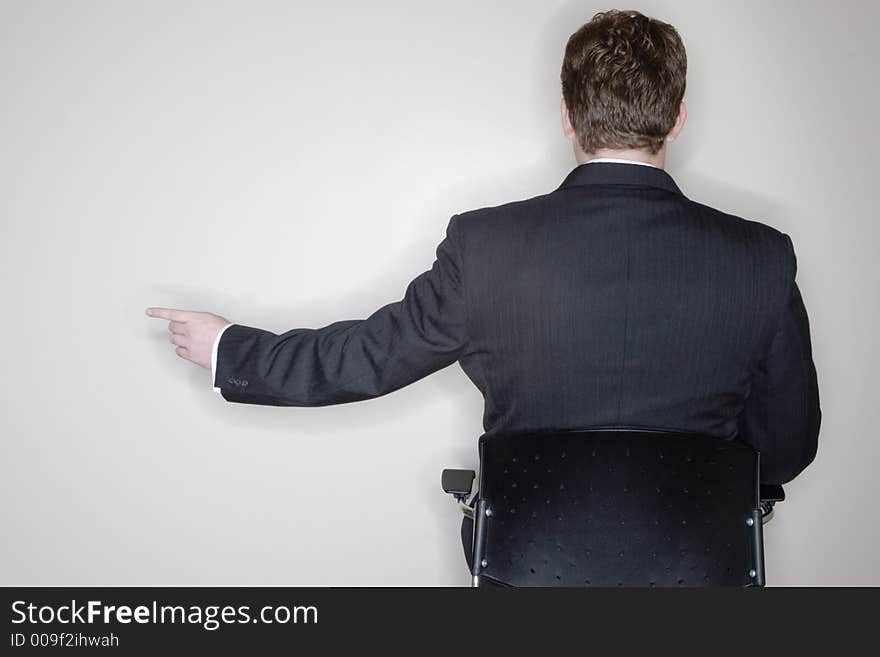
[471,429,764,587]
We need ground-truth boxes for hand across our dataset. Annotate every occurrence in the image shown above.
[146,307,231,369]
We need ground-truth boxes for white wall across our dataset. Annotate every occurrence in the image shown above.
[2,0,877,585]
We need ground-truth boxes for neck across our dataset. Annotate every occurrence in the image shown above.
[576,146,666,169]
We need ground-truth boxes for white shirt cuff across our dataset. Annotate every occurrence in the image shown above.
[211,323,234,393]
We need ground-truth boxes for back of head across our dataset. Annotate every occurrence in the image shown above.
[561,9,687,155]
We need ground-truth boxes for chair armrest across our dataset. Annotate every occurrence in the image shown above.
[760,484,786,503]
[441,469,475,501]
[759,484,785,525]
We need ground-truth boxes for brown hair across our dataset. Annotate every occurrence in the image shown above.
[560,9,687,155]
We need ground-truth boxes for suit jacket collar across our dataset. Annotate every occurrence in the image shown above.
[558,162,684,196]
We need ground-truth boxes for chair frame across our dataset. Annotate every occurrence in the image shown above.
[443,428,785,588]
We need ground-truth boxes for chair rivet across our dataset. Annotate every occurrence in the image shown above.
[746,518,754,526]
[749,569,757,578]
[481,559,488,568]
[485,508,493,517]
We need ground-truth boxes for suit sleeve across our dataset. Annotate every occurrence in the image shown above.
[739,235,821,484]
[214,215,467,406]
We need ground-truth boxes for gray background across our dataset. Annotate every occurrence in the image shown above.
[2,0,877,585]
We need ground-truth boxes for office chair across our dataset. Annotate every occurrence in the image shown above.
[442,428,785,587]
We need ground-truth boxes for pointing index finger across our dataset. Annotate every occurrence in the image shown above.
[146,307,191,321]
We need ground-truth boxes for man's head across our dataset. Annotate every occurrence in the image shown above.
[560,9,687,165]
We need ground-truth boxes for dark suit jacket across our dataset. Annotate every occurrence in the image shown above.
[215,162,820,484]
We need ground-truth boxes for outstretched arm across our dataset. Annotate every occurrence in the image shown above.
[148,215,468,406]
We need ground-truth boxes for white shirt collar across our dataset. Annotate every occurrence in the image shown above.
[583,157,657,168]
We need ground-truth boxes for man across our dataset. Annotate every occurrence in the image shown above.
[147,9,820,486]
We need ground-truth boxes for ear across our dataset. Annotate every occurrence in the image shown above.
[561,97,576,139]
[665,102,687,143]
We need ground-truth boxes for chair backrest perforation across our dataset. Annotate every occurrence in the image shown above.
[476,429,761,587]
